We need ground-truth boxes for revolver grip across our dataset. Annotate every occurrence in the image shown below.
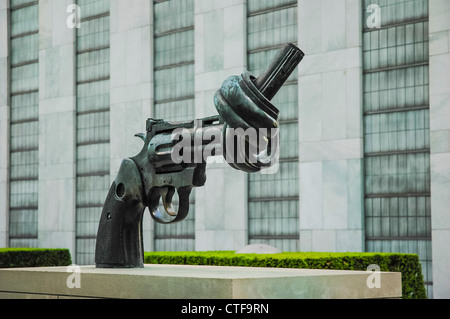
[95,159,146,268]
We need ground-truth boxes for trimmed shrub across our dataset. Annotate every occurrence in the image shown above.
[144,251,427,299]
[0,248,72,268]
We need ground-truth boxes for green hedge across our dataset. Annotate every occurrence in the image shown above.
[0,248,72,268]
[144,251,427,299]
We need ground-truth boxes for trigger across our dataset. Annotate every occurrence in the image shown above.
[161,187,176,216]
[135,133,146,142]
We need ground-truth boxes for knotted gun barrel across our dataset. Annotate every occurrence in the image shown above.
[215,43,304,172]
[94,43,304,268]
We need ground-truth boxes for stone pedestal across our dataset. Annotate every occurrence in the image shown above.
[0,264,401,299]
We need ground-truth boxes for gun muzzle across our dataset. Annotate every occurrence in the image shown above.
[254,43,305,101]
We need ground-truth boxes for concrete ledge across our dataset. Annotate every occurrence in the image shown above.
[0,264,402,299]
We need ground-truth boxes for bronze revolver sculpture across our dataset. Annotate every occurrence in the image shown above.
[95,43,304,268]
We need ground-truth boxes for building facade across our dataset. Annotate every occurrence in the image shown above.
[0,0,449,298]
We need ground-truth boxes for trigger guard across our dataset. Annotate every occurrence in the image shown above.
[148,186,193,224]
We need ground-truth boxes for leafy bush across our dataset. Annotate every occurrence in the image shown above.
[144,251,427,299]
[0,248,72,268]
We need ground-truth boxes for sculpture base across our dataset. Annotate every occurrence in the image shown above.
[0,264,401,299]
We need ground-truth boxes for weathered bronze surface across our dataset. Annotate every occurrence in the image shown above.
[95,43,304,268]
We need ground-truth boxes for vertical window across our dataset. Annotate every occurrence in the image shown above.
[75,0,110,265]
[9,0,39,248]
[363,0,432,297]
[247,0,299,252]
[153,0,195,251]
